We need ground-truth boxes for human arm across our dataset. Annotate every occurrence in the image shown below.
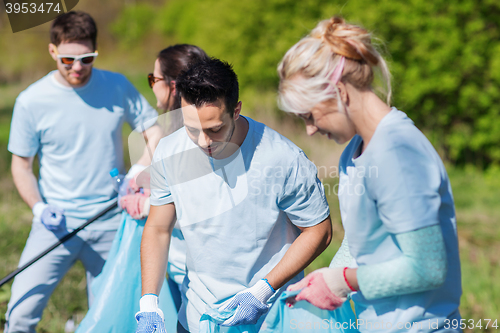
[288,224,447,309]
[355,224,447,299]
[271,150,332,289]
[120,123,163,218]
[266,217,332,289]
[135,123,164,167]
[123,74,163,167]
[12,154,66,230]
[140,203,176,296]
[220,217,332,326]
[11,154,42,209]
[135,137,177,331]
[135,203,176,333]
[122,123,164,193]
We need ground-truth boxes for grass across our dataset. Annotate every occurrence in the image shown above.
[0,83,499,332]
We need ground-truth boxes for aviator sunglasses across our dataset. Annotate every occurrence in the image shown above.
[53,46,98,66]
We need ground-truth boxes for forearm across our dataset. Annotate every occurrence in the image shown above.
[141,226,170,295]
[333,238,359,289]
[11,155,42,209]
[356,225,447,300]
[141,204,176,295]
[266,217,332,289]
[136,124,164,166]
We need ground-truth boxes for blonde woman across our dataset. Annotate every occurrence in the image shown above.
[278,17,462,332]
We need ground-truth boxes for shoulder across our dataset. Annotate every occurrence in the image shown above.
[370,109,441,166]
[375,109,424,148]
[360,109,446,193]
[153,127,191,162]
[16,71,57,103]
[91,69,143,102]
[92,68,130,86]
[247,117,306,165]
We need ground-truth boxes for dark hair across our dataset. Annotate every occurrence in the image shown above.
[158,44,209,111]
[176,58,239,117]
[50,11,97,50]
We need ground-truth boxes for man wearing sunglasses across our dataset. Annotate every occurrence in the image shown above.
[5,11,161,333]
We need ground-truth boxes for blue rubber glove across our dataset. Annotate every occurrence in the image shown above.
[135,294,167,333]
[33,202,66,231]
[221,279,275,326]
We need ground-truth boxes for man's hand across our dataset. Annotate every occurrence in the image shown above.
[221,279,275,326]
[33,202,66,231]
[286,267,352,310]
[135,294,167,333]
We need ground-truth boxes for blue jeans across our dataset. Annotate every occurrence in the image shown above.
[4,220,116,333]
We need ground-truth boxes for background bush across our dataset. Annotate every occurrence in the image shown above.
[153,0,500,167]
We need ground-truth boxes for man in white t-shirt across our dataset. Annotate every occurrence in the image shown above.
[6,11,161,333]
[135,58,333,333]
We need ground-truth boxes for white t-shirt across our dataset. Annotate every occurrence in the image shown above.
[150,116,330,331]
[8,69,158,230]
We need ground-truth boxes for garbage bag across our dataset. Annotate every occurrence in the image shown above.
[76,212,177,333]
[199,307,263,333]
[259,290,359,333]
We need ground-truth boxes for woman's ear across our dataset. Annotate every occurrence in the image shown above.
[337,81,349,105]
[170,81,176,96]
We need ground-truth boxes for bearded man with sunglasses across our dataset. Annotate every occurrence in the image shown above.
[5,11,161,333]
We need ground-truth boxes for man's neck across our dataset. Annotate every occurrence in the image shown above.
[232,116,249,147]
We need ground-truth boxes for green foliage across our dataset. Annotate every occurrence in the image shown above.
[2,0,499,166]
[146,0,500,167]
[460,247,500,329]
[156,0,340,89]
[344,0,500,168]
[110,3,157,47]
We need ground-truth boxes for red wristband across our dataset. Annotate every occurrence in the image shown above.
[343,267,356,292]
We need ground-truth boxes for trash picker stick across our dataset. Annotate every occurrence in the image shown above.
[0,200,118,288]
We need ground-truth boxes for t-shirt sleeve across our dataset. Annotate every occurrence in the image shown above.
[366,143,441,234]
[150,149,174,206]
[122,77,158,132]
[277,151,330,227]
[8,98,39,157]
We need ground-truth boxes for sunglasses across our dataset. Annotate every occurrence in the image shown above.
[54,46,98,66]
[148,73,165,88]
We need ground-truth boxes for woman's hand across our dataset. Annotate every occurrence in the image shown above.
[286,267,354,310]
[120,177,151,220]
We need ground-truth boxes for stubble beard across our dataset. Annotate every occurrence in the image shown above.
[64,68,92,86]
